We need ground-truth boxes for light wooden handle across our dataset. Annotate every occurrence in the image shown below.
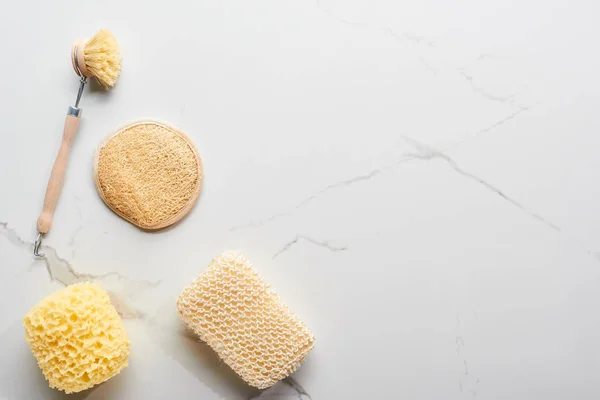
[37,114,80,233]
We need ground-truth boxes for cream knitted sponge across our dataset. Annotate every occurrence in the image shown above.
[177,252,315,389]
[23,283,130,393]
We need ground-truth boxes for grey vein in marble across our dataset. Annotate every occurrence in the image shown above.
[456,336,465,354]
[0,221,30,249]
[315,0,537,133]
[418,55,437,75]
[454,106,530,147]
[381,27,435,48]
[40,246,162,289]
[230,170,381,231]
[230,128,558,235]
[273,235,348,259]
[315,0,434,47]
[0,221,159,320]
[458,70,515,103]
[107,292,149,320]
[228,2,546,235]
[249,377,312,400]
[399,136,561,232]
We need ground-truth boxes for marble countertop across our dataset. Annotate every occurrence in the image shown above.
[1,0,600,399]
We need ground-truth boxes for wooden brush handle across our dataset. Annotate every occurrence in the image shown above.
[37,113,80,234]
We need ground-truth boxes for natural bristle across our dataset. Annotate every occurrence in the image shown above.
[83,30,121,88]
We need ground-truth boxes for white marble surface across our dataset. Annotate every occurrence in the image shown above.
[1,0,600,398]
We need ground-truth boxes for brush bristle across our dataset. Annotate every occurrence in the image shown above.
[83,30,121,88]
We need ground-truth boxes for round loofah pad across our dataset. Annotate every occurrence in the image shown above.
[94,120,203,230]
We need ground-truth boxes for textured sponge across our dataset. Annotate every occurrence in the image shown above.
[94,120,203,230]
[23,283,130,393]
[177,252,314,389]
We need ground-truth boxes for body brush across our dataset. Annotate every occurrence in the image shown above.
[34,30,120,255]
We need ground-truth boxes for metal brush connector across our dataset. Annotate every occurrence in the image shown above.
[67,106,82,117]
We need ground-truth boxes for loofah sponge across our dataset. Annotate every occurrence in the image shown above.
[94,120,203,230]
[177,252,315,389]
[23,283,130,394]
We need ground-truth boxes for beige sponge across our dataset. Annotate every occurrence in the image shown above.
[177,252,315,389]
[94,120,203,230]
[23,283,130,394]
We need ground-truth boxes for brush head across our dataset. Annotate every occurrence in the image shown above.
[71,30,121,88]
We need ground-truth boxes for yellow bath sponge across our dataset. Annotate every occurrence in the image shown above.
[23,283,130,394]
[177,252,315,389]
